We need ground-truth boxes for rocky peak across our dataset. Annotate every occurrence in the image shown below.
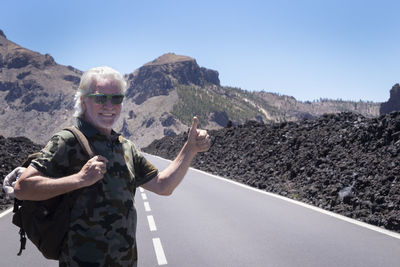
[125,53,220,104]
[0,29,6,39]
[1,39,56,70]
[0,33,79,118]
[144,53,194,66]
[380,83,400,115]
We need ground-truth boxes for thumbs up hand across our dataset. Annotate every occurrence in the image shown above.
[187,117,211,153]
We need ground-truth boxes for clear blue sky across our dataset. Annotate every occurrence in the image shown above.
[1,0,399,102]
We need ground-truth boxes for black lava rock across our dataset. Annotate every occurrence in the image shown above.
[144,112,400,233]
[0,136,42,211]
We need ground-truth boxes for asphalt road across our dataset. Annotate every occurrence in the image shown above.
[1,154,400,266]
[135,154,400,267]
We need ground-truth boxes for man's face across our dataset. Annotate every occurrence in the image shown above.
[82,79,122,135]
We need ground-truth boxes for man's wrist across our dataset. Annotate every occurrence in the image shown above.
[72,172,88,189]
[183,141,199,157]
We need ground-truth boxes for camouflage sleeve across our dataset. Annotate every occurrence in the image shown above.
[30,134,70,178]
[132,146,158,187]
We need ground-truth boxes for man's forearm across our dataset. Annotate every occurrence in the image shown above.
[155,142,197,195]
[14,172,84,201]
[15,156,107,201]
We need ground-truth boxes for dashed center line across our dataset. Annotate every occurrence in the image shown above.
[153,238,168,265]
[147,215,157,231]
[144,201,151,212]
[139,187,168,265]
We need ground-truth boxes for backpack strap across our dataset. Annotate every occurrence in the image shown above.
[63,126,95,159]
[17,229,26,256]
[64,126,99,217]
[21,152,42,168]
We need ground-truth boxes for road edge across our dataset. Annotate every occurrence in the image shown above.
[143,153,400,241]
[0,207,13,219]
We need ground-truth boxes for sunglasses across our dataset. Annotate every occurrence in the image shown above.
[86,93,125,105]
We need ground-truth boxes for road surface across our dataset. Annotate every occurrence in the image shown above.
[0,154,399,266]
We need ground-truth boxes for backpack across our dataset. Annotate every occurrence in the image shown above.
[12,126,95,260]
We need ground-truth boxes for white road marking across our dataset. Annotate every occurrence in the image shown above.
[144,201,151,212]
[0,207,13,218]
[137,184,166,264]
[147,215,157,231]
[152,238,168,265]
[192,167,400,240]
[144,153,400,240]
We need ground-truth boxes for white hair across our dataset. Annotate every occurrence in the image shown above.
[73,66,127,117]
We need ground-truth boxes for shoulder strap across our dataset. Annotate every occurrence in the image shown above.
[64,126,95,158]
[64,126,100,217]
[21,152,42,168]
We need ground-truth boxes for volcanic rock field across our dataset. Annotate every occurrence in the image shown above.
[144,112,400,233]
[1,112,400,234]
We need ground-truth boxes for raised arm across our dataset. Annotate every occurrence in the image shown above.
[141,117,211,195]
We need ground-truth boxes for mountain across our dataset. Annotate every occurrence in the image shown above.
[0,29,80,142]
[0,29,382,148]
[125,53,220,105]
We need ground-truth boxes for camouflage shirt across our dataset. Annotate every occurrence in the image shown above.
[31,118,158,266]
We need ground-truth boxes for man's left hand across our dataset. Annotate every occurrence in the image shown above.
[187,117,211,153]
[3,167,26,198]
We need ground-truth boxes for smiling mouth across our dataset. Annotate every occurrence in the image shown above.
[99,113,115,117]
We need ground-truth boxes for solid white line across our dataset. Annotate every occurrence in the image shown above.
[141,193,148,200]
[0,207,13,218]
[192,167,400,240]
[144,201,151,212]
[147,215,157,231]
[144,153,400,240]
[152,238,168,265]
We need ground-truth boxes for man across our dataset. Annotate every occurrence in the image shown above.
[14,66,211,266]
